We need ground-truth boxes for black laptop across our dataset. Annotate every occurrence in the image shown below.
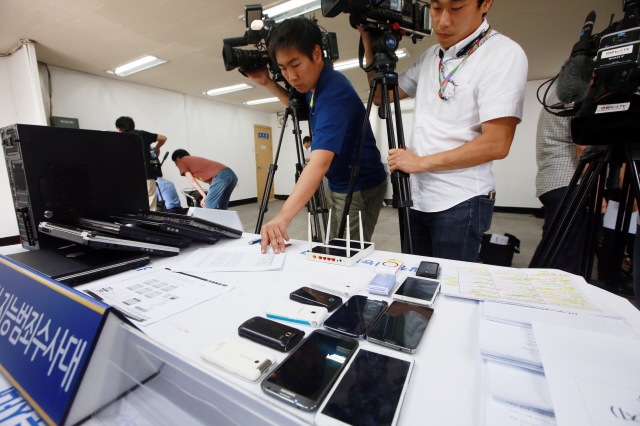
[7,245,150,287]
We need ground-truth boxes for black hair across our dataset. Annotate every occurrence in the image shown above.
[115,116,135,132]
[171,149,190,161]
[267,17,322,63]
[303,136,311,143]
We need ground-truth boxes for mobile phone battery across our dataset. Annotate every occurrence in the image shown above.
[367,273,397,296]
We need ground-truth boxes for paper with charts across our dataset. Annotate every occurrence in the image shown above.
[441,266,605,315]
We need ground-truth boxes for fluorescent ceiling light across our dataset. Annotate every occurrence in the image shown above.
[204,84,253,96]
[333,49,409,72]
[106,55,167,77]
[245,97,280,105]
[264,0,321,22]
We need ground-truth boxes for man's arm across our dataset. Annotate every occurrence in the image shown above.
[358,27,409,106]
[184,171,208,208]
[260,149,334,254]
[388,117,519,173]
[155,134,167,157]
[245,67,290,105]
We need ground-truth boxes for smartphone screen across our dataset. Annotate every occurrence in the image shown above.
[262,330,358,410]
[323,295,388,337]
[366,301,433,352]
[319,349,412,426]
[395,277,439,303]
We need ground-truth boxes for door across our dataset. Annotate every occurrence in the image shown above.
[254,125,274,202]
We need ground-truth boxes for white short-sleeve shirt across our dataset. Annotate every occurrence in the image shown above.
[398,19,528,212]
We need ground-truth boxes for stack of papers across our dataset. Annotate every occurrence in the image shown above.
[173,247,286,273]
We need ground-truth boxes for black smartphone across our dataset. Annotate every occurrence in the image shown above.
[323,295,388,338]
[238,316,304,352]
[261,329,359,411]
[416,260,440,279]
[365,301,434,353]
[290,287,343,312]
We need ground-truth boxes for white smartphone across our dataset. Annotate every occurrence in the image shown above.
[265,300,328,327]
[314,345,415,426]
[392,276,441,306]
[309,276,361,299]
[201,338,276,382]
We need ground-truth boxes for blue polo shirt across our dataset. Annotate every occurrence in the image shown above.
[307,64,386,193]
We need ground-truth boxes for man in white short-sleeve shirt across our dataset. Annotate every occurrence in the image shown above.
[359,0,527,261]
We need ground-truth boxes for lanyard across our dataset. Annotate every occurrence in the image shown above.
[438,28,496,101]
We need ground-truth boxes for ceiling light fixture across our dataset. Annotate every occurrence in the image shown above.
[245,97,280,105]
[332,49,409,72]
[204,83,253,96]
[264,0,321,22]
[106,55,167,77]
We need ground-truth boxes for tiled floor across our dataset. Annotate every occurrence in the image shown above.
[232,199,543,269]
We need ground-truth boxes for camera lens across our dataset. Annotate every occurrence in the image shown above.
[222,45,270,72]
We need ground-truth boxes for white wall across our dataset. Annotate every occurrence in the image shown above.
[49,66,272,205]
[0,42,47,238]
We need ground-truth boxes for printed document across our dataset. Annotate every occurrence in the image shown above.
[83,267,233,326]
[532,322,640,426]
[173,246,286,273]
[442,266,608,315]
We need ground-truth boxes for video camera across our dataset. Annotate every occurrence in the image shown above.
[321,0,431,65]
[542,0,640,145]
[222,4,339,79]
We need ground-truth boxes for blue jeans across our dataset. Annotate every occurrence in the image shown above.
[205,168,237,210]
[405,195,495,262]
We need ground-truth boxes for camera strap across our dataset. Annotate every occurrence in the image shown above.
[438,28,497,101]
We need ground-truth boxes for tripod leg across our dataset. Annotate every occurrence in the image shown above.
[254,110,289,234]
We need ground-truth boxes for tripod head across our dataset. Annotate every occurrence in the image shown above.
[359,27,402,74]
[284,83,309,121]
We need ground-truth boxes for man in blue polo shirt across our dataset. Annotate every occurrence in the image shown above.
[247,17,387,254]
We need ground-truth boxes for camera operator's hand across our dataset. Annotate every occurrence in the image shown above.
[200,198,206,208]
[260,214,290,254]
[388,148,422,174]
[244,67,271,87]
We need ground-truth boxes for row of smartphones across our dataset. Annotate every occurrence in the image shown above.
[202,331,414,426]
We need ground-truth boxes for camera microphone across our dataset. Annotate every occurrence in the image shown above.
[223,36,249,47]
[555,11,597,104]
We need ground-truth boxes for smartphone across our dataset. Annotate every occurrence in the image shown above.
[261,329,359,411]
[290,287,343,312]
[392,276,441,307]
[366,301,434,353]
[314,346,414,426]
[265,300,328,327]
[416,260,440,279]
[201,338,275,382]
[323,295,388,338]
[238,316,304,352]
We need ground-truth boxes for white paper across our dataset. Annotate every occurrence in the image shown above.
[188,207,244,233]
[83,268,233,326]
[173,246,286,273]
[486,360,554,413]
[484,398,557,426]
[490,234,510,245]
[532,322,640,426]
[441,266,609,315]
[603,200,638,233]
[479,319,543,370]
[482,302,636,337]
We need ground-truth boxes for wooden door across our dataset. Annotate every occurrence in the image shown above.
[254,125,274,201]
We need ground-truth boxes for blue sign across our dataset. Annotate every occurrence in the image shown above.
[258,132,269,139]
[0,255,110,425]
[386,35,397,49]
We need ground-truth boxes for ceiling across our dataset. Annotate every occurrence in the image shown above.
[1,0,623,114]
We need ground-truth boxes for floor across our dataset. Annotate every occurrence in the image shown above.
[232,199,543,269]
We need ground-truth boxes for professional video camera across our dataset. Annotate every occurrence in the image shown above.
[222,4,339,78]
[321,0,431,66]
[540,0,640,145]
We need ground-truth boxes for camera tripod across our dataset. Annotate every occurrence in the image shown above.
[254,91,329,241]
[529,143,640,292]
[337,36,414,254]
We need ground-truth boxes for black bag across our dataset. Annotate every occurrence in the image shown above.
[479,233,521,267]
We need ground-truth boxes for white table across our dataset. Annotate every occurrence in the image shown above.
[3,235,640,425]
